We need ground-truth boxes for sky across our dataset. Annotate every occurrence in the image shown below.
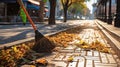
[86,0,97,14]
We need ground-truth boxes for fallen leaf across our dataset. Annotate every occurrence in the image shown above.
[30,65,36,67]
[67,56,73,62]
[36,58,48,65]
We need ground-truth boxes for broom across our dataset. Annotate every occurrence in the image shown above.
[17,0,55,53]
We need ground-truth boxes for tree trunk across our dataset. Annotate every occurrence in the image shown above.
[108,0,112,24]
[100,5,102,20]
[48,0,56,25]
[63,6,68,22]
[114,0,120,27]
[39,1,44,22]
[104,2,107,22]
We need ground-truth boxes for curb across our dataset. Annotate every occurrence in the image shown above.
[95,20,120,59]
[0,24,80,50]
[96,20,120,42]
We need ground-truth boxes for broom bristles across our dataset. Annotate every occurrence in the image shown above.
[32,30,56,53]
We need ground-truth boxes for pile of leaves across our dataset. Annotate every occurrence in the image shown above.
[0,42,48,67]
[75,40,112,53]
[0,27,81,66]
[49,32,76,47]
[48,26,81,47]
[0,44,31,67]
[48,26,112,53]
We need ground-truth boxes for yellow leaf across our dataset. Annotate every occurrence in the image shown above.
[36,58,48,65]
[101,48,110,53]
[67,56,73,62]
[30,65,36,67]
[79,40,84,45]
[82,45,89,49]
[12,46,18,52]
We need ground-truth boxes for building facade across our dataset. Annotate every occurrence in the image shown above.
[0,0,48,23]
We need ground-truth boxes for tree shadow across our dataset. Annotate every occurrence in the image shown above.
[0,29,33,44]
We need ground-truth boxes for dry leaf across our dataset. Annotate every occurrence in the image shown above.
[36,58,48,65]
[30,65,36,67]
[67,56,73,62]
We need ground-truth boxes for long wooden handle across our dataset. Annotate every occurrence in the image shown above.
[17,0,37,31]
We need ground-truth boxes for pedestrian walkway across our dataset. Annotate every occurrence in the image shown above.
[21,20,120,67]
[96,19,120,59]
[96,19,120,41]
[0,20,82,45]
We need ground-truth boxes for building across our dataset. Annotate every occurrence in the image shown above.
[0,0,48,23]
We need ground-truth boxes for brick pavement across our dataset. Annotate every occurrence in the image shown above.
[21,20,120,67]
[96,19,120,60]
[96,19,120,42]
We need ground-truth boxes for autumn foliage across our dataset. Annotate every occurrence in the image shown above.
[0,26,113,66]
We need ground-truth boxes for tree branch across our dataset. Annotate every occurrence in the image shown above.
[61,0,65,6]
[68,0,72,7]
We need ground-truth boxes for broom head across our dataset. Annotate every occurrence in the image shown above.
[32,30,56,53]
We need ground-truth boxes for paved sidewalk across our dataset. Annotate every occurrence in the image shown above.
[21,20,120,67]
[96,19,120,39]
[0,20,82,45]
[96,19,120,59]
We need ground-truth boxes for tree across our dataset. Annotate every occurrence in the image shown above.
[38,0,56,24]
[48,0,56,25]
[61,0,89,22]
[68,2,87,19]
[39,0,45,22]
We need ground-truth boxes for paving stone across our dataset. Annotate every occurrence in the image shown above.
[94,60,101,63]
[85,56,99,61]
[86,60,93,67]
[100,53,109,63]
[93,51,99,57]
[64,45,76,50]
[81,51,87,56]
[77,59,85,67]
[87,51,93,56]
[54,55,65,61]
[62,55,70,61]
[67,61,77,67]
[95,63,118,67]
[74,56,85,61]
[59,49,74,53]
[54,62,67,67]
[46,63,56,67]
[74,48,81,53]
[107,54,116,63]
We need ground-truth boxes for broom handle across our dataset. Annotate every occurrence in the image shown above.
[17,0,37,31]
